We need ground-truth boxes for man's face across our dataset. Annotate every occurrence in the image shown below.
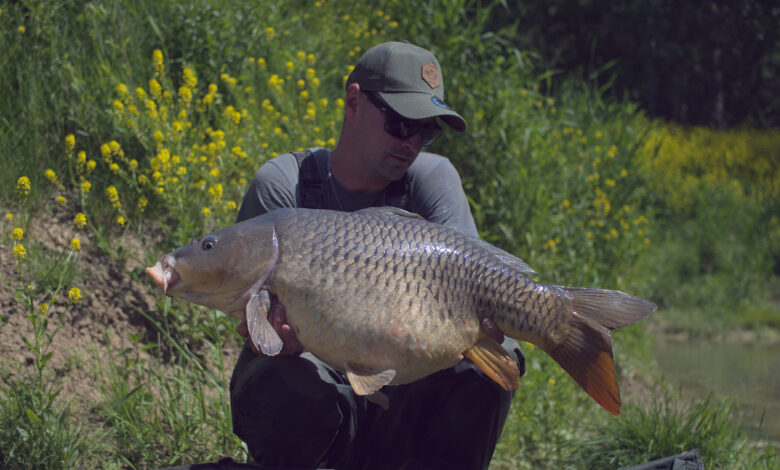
[355,92,433,185]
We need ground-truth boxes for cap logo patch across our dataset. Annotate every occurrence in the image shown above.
[431,96,451,110]
[421,61,441,88]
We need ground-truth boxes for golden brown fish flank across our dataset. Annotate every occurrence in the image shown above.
[146,207,655,414]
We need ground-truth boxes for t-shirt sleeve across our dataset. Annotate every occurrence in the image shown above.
[236,153,300,223]
[406,153,479,238]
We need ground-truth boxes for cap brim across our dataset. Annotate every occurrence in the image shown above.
[378,91,466,132]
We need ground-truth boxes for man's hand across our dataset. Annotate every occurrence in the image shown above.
[481,317,505,344]
[237,295,304,355]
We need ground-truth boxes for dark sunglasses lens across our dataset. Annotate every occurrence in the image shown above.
[385,118,442,146]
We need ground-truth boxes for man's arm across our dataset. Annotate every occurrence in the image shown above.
[236,153,300,223]
[406,153,479,238]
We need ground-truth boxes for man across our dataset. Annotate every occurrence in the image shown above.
[230,41,524,470]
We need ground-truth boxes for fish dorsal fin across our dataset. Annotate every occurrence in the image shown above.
[246,291,283,356]
[473,238,538,277]
[356,206,426,221]
[345,362,396,396]
[463,334,521,390]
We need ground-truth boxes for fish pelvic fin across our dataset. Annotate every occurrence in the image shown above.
[345,363,396,396]
[542,287,655,416]
[246,291,283,356]
[463,335,520,391]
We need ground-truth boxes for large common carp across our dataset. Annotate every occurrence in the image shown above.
[146,207,655,415]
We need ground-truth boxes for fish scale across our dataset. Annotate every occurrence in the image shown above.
[146,206,655,415]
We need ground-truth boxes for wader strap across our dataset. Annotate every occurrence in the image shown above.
[293,149,410,211]
[293,150,324,209]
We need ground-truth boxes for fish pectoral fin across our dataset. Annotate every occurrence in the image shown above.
[345,363,396,396]
[464,335,521,391]
[246,291,283,356]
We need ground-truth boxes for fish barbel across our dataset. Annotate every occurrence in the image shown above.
[146,207,655,415]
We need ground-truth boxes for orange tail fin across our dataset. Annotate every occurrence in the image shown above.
[542,288,656,416]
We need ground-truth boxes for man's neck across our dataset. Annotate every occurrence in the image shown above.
[329,146,389,193]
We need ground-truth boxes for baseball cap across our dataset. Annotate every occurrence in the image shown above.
[346,42,466,132]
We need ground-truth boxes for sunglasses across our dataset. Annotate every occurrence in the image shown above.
[363,91,443,147]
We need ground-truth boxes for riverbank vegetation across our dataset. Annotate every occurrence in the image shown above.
[1,0,777,468]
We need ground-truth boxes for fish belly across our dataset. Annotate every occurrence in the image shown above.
[274,275,481,385]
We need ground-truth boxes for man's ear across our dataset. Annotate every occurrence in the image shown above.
[344,83,361,118]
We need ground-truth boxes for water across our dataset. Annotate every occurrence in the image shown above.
[653,338,780,446]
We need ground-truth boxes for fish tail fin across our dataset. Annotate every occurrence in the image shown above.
[541,287,656,416]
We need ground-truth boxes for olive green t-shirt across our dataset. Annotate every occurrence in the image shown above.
[236,148,478,238]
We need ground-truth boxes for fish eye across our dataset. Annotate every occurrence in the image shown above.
[201,236,218,251]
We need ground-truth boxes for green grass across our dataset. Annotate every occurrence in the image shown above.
[1,0,777,468]
[571,388,777,469]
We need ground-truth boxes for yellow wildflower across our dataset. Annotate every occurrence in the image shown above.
[257,58,266,70]
[70,237,80,251]
[548,378,556,386]
[65,134,75,153]
[68,287,81,303]
[116,216,126,227]
[202,207,211,216]
[16,176,31,197]
[86,160,96,172]
[109,163,119,173]
[137,196,148,212]
[136,87,146,100]
[109,141,121,154]
[39,303,49,315]
[113,100,124,112]
[44,169,59,186]
[152,49,164,75]
[76,151,86,166]
[5,213,13,222]
[116,83,129,96]
[179,85,192,104]
[55,195,66,205]
[208,183,223,201]
[265,26,275,38]
[73,213,87,230]
[18,25,25,34]
[149,78,162,98]
[80,181,91,193]
[129,159,138,170]
[13,244,26,260]
[183,67,197,88]
[11,227,23,241]
[106,186,121,209]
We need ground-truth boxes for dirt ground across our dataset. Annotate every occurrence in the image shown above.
[0,204,185,404]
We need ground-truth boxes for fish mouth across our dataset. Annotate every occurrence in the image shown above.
[145,255,180,295]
